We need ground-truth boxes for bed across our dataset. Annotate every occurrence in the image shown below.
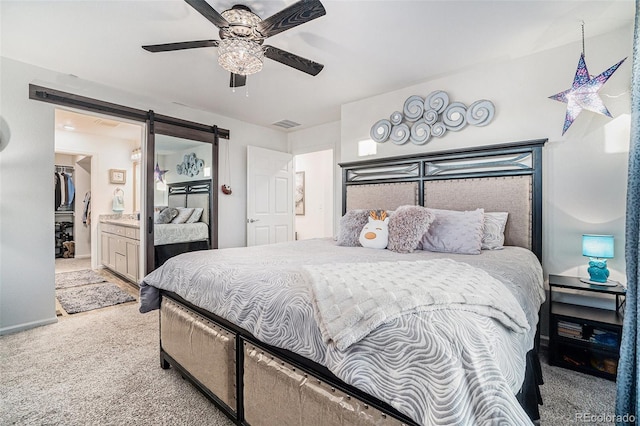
[154,180,213,266]
[140,139,547,426]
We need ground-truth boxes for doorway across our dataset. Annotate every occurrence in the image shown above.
[54,108,143,315]
[293,149,334,240]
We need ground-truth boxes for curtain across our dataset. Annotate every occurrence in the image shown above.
[616,1,640,423]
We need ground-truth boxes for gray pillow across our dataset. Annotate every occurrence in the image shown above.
[387,205,434,253]
[421,208,485,255]
[171,207,195,224]
[482,212,508,250]
[337,210,371,246]
[155,207,178,224]
[153,205,168,223]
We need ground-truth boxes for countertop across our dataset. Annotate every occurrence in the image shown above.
[99,214,140,229]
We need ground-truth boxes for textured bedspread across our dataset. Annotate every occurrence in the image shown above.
[140,239,544,425]
[305,258,529,351]
[154,222,208,245]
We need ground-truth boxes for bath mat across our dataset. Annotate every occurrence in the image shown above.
[55,269,107,289]
[56,282,136,314]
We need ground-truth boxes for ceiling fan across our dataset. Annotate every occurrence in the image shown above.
[142,0,326,88]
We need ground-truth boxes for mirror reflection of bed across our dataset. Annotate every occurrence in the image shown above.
[154,180,212,266]
[153,134,215,267]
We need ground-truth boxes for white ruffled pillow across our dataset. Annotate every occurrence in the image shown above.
[186,207,204,223]
[482,212,508,250]
[421,208,485,255]
[171,207,195,224]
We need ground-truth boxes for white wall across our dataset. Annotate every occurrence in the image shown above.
[163,143,212,185]
[340,25,633,289]
[294,150,334,240]
[0,57,288,334]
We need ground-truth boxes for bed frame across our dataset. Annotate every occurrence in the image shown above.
[154,179,214,267]
[158,139,547,426]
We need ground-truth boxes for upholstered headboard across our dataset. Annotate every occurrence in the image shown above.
[340,139,546,260]
[167,180,212,227]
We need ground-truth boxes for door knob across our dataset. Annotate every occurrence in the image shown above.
[247,218,260,223]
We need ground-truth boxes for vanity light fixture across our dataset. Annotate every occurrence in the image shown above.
[131,148,142,162]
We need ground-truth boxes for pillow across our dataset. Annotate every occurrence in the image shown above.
[387,205,434,253]
[359,211,390,249]
[155,207,178,224]
[171,207,195,224]
[337,210,371,246]
[153,205,168,223]
[421,208,485,255]
[337,209,390,247]
[186,207,204,224]
[482,212,508,250]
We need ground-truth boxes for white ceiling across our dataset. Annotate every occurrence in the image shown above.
[2,0,635,133]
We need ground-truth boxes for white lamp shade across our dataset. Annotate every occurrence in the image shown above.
[582,234,614,258]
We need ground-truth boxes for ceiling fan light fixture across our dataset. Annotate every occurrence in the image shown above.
[221,6,262,38]
[218,38,264,76]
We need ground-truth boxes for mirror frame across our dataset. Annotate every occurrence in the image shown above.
[145,120,219,275]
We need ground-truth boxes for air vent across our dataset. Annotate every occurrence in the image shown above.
[272,119,301,129]
[94,118,119,128]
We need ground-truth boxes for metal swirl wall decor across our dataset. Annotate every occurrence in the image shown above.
[369,91,495,146]
[370,119,392,142]
[177,152,205,177]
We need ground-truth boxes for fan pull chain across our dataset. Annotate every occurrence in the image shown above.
[581,21,585,58]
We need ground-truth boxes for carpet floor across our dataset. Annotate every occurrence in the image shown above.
[0,302,617,425]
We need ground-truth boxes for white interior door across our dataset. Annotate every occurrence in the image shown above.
[246,146,294,246]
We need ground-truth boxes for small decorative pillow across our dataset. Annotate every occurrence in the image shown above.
[359,211,390,249]
[482,212,509,250]
[155,207,178,224]
[186,207,204,223]
[337,209,390,246]
[171,207,195,224]
[387,205,434,253]
[337,210,373,246]
[153,206,168,223]
[421,208,485,255]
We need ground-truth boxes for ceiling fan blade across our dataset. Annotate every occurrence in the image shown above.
[142,40,219,52]
[264,45,324,76]
[184,0,229,29]
[257,0,326,38]
[230,73,247,87]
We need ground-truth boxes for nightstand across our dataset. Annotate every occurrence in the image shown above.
[548,274,625,381]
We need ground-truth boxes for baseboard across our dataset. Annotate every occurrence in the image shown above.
[0,316,58,336]
[74,254,91,259]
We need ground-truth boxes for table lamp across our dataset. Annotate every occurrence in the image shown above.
[580,234,615,285]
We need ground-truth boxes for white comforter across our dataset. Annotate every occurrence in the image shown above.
[140,239,544,425]
[153,222,208,245]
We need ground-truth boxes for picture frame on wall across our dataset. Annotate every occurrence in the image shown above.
[295,171,305,216]
[109,169,126,184]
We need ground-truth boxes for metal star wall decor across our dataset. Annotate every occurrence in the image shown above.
[549,53,626,135]
[154,162,169,183]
